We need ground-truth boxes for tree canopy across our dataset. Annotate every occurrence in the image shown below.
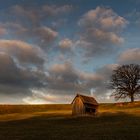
[110,64,140,102]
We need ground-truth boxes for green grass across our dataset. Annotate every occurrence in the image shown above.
[0,102,140,140]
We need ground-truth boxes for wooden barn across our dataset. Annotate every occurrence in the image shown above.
[71,94,99,116]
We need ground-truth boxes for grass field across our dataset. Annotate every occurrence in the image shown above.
[0,102,140,140]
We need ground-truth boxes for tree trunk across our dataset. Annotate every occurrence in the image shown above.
[130,94,134,103]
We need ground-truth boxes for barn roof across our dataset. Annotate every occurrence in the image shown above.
[71,94,98,106]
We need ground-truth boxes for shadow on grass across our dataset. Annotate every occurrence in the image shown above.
[0,112,140,140]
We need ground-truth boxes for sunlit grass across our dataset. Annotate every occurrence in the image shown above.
[0,102,140,139]
[99,101,140,116]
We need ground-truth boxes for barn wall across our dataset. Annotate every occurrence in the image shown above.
[72,97,85,115]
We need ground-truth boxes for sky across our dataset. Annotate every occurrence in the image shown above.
[0,0,139,104]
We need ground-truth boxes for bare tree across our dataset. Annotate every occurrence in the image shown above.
[110,64,140,102]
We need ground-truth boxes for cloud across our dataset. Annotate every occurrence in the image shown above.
[77,6,127,57]
[47,62,80,91]
[47,62,105,93]
[118,48,140,64]
[22,89,73,104]
[0,4,132,104]
[0,4,66,48]
[59,38,73,53]
[125,9,140,26]
[0,52,46,94]
[79,7,127,30]
[0,22,27,37]
[9,4,73,24]
[42,5,73,16]
[0,27,7,36]
[28,62,118,103]
[86,64,119,103]
[0,49,119,103]
[0,39,44,66]
[0,52,19,83]
[59,38,73,49]
[0,22,58,47]
[34,26,58,44]
[10,5,42,25]
[0,40,46,95]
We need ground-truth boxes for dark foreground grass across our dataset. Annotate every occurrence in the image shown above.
[0,113,140,140]
[0,103,140,140]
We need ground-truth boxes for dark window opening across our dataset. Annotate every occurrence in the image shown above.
[85,108,96,114]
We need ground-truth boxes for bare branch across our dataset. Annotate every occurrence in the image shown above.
[109,64,140,102]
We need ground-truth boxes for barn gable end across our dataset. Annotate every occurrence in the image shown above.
[72,96,85,115]
[71,94,99,116]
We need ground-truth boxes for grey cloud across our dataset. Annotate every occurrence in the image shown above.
[0,40,46,95]
[0,40,44,66]
[77,6,127,57]
[0,22,59,47]
[89,64,119,99]
[0,50,119,102]
[42,5,73,16]
[47,62,79,91]
[25,62,118,103]
[0,53,19,84]
[0,52,45,87]
[9,4,73,24]
[118,48,140,64]
[0,4,66,48]
[33,26,58,44]
[46,62,105,93]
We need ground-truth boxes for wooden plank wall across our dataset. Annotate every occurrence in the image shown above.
[72,97,85,115]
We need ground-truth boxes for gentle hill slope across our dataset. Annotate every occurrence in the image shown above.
[0,101,140,115]
[0,102,140,140]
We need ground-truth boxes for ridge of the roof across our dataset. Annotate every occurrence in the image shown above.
[75,93,99,105]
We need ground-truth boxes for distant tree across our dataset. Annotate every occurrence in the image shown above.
[110,64,140,102]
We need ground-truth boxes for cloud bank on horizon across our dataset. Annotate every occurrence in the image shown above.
[0,0,139,104]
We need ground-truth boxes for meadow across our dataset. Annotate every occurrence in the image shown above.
[0,102,140,140]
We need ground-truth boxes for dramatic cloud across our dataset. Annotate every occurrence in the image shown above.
[21,62,118,103]
[47,62,80,91]
[47,62,104,93]
[0,52,19,83]
[0,40,44,66]
[0,53,45,86]
[77,6,127,57]
[118,48,140,64]
[0,1,137,104]
[87,64,119,103]
[0,40,46,95]
[0,53,46,94]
